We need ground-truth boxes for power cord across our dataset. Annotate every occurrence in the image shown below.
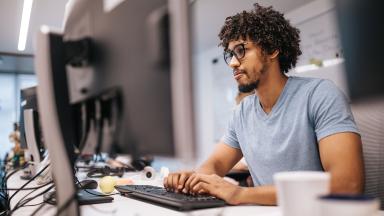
[21,201,46,207]
[5,163,30,182]
[6,181,53,191]
[0,160,9,214]
[11,181,53,211]
[30,202,51,216]
[1,161,30,213]
[9,184,55,215]
[7,164,50,210]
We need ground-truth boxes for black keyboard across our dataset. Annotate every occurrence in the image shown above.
[115,185,226,211]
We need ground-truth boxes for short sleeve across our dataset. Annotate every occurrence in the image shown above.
[309,80,359,141]
[221,109,241,149]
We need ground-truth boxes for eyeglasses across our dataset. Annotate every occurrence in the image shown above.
[223,42,250,65]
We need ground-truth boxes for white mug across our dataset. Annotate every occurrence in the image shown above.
[318,194,380,216]
[274,171,330,216]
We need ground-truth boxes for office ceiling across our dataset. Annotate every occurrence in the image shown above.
[0,0,313,56]
[0,0,67,55]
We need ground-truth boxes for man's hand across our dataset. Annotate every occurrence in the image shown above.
[163,171,195,193]
[186,173,243,205]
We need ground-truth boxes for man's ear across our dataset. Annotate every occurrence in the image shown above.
[269,50,279,60]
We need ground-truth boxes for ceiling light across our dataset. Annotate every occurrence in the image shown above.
[18,0,34,51]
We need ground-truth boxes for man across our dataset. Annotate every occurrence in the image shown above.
[164,3,364,205]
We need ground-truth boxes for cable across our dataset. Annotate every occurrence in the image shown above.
[0,160,13,213]
[2,161,31,204]
[20,201,45,207]
[7,164,50,208]
[5,162,30,181]
[9,184,55,215]
[30,202,50,216]
[14,184,54,210]
[12,181,53,210]
[6,181,53,191]
[75,177,119,197]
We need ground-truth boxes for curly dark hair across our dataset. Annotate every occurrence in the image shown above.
[218,3,302,73]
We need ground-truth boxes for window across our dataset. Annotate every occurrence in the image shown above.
[0,54,36,159]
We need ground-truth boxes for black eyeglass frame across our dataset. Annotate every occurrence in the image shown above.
[223,42,252,65]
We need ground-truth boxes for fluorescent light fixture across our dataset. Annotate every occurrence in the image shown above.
[322,58,344,67]
[294,64,319,73]
[18,0,34,51]
[293,58,345,73]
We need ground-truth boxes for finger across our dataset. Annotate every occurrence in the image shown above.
[188,174,211,194]
[192,182,212,194]
[164,174,169,189]
[184,173,197,192]
[166,174,174,191]
[188,175,202,193]
[172,174,180,192]
[178,173,189,190]
[163,176,168,189]
[197,189,206,195]
[189,173,214,191]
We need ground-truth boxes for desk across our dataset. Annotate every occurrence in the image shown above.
[7,170,384,216]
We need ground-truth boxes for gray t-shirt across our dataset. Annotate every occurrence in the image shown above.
[221,76,359,186]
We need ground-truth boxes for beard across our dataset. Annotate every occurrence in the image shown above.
[238,58,268,93]
[238,80,259,93]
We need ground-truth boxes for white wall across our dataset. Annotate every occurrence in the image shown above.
[191,0,314,54]
[193,46,222,162]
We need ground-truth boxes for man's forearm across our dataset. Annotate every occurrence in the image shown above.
[196,160,229,177]
[195,142,243,176]
[195,161,220,175]
[234,185,277,205]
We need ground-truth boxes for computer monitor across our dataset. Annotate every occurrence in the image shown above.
[63,0,195,159]
[34,0,195,215]
[19,86,40,150]
[335,0,384,101]
[19,86,45,175]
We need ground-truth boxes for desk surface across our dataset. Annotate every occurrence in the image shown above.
[7,169,384,216]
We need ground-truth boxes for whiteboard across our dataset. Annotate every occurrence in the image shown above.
[286,0,348,94]
[286,0,342,66]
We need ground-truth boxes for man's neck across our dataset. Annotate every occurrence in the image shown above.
[255,67,288,114]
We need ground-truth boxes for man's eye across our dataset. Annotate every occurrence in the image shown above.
[234,47,244,55]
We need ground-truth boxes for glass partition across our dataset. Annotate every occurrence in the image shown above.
[0,54,36,158]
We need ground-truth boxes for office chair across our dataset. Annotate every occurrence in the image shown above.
[351,99,384,209]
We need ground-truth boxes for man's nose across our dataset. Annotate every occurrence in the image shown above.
[229,56,240,68]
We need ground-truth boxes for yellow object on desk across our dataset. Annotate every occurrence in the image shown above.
[99,176,134,194]
[99,176,117,194]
